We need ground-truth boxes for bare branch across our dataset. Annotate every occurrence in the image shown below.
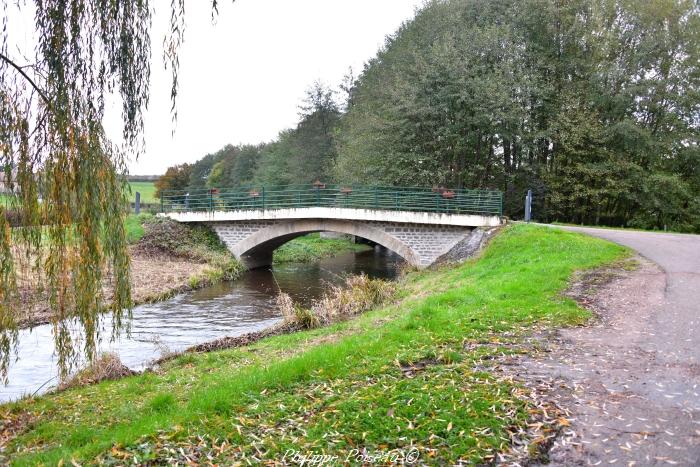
[0,51,51,108]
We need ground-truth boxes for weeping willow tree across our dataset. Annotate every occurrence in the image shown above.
[0,0,222,381]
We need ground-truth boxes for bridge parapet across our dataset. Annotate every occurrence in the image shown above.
[160,184,503,217]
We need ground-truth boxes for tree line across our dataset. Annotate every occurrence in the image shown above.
[158,0,699,232]
[155,81,341,194]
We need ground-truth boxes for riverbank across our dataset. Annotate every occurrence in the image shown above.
[14,216,239,328]
[16,216,367,329]
[0,225,629,464]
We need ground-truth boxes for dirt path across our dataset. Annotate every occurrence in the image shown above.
[529,226,700,465]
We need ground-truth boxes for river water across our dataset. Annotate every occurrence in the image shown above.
[0,247,403,402]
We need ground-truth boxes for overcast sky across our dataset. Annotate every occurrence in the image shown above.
[119,0,424,175]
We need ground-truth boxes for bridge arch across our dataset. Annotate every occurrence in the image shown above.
[229,219,421,269]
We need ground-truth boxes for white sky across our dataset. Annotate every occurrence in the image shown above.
[124,0,424,175]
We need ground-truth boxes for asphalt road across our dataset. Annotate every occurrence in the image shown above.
[557,226,700,367]
[548,225,700,465]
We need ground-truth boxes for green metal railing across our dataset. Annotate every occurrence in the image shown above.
[160,184,503,216]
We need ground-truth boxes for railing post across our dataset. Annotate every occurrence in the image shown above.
[209,190,213,212]
[160,191,164,213]
[262,187,266,210]
[374,187,378,209]
[316,187,320,206]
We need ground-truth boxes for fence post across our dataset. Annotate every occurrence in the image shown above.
[262,187,266,210]
[160,191,163,213]
[134,192,141,215]
[524,189,532,222]
[374,187,378,209]
[209,190,213,213]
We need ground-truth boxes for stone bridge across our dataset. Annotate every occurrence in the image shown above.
[163,206,502,269]
[160,185,503,268]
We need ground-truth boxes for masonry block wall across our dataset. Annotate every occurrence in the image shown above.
[208,219,472,269]
[370,222,470,266]
[210,221,276,248]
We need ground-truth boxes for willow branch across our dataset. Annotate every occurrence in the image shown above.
[0,51,51,108]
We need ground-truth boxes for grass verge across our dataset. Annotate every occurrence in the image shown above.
[0,225,628,464]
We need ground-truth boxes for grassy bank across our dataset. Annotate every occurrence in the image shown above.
[550,221,695,234]
[273,232,372,263]
[1,225,627,464]
[128,216,244,301]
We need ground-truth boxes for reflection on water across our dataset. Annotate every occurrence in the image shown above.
[0,246,403,402]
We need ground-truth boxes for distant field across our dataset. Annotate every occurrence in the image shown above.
[127,181,158,204]
[2,183,158,208]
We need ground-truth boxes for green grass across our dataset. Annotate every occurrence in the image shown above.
[127,181,158,204]
[1,225,628,464]
[273,233,372,263]
[124,213,153,244]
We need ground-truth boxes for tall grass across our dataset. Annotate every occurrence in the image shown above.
[278,274,396,329]
[58,353,134,391]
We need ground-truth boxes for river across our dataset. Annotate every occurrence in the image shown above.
[0,246,403,403]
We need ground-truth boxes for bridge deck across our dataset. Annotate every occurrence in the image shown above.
[163,206,502,228]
